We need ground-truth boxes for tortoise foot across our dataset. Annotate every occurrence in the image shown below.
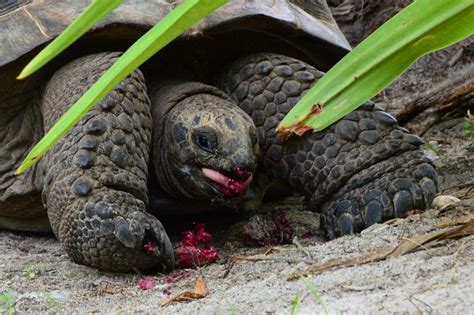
[320,150,438,239]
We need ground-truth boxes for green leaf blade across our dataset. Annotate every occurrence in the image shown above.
[16,0,229,174]
[17,0,123,80]
[278,0,474,135]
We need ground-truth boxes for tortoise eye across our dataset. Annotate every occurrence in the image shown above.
[197,134,212,151]
[193,128,217,153]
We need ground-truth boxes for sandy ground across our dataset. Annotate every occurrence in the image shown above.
[1,188,473,314]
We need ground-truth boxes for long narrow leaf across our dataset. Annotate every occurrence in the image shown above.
[17,0,123,79]
[277,0,474,138]
[16,0,229,174]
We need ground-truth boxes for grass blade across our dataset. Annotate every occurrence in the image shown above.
[16,0,229,174]
[301,276,328,315]
[290,294,302,315]
[17,0,123,79]
[277,0,474,138]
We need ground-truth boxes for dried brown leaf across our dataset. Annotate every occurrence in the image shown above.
[381,222,474,257]
[434,215,474,228]
[161,275,208,306]
[435,221,474,239]
[193,274,208,296]
[288,222,474,281]
[405,209,423,216]
[277,103,323,140]
[102,283,126,294]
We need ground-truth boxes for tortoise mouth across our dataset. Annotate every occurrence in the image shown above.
[202,167,253,197]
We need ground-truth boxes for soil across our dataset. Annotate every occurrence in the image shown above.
[1,191,473,313]
[1,2,473,314]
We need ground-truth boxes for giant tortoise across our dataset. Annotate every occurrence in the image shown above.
[0,0,438,272]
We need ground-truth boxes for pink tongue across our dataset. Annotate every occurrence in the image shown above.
[202,168,252,196]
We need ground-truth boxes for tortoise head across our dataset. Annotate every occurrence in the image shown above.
[153,88,259,204]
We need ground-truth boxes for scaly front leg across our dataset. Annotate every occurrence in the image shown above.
[40,52,174,272]
[218,53,438,239]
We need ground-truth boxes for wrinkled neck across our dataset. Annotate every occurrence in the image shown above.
[153,114,193,200]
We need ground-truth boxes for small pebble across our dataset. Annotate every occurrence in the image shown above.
[432,195,461,209]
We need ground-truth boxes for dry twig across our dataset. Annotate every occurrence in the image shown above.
[288,222,474,280]
[293,236,315,260]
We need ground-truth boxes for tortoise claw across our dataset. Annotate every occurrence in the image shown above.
[114,217,136,248]
[143,223,175,272]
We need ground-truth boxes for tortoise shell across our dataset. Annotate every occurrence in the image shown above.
[0,0,350,112]
[0,0,349,67]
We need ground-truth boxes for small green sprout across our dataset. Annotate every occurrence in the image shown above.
[422,143,446,157]
[463,120,472,137]
[24,265,39,280]
[0,290,15,314]
[39,289,64,315]
[462,109,473,136]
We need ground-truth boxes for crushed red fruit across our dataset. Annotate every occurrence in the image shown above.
[242,211,295,246]
[163,289,172,295]
[202,168,251,197]
[143,242,157,254]
[235,166,250,178]
[164,270,191,284]
[218,178,249,197]
[223,182,240,196]
[175,224,218,269]
[138,278,155,290]
[301,231,314,238]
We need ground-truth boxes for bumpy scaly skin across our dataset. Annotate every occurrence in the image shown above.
[217,53,438,239]
[40,52,173,272]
